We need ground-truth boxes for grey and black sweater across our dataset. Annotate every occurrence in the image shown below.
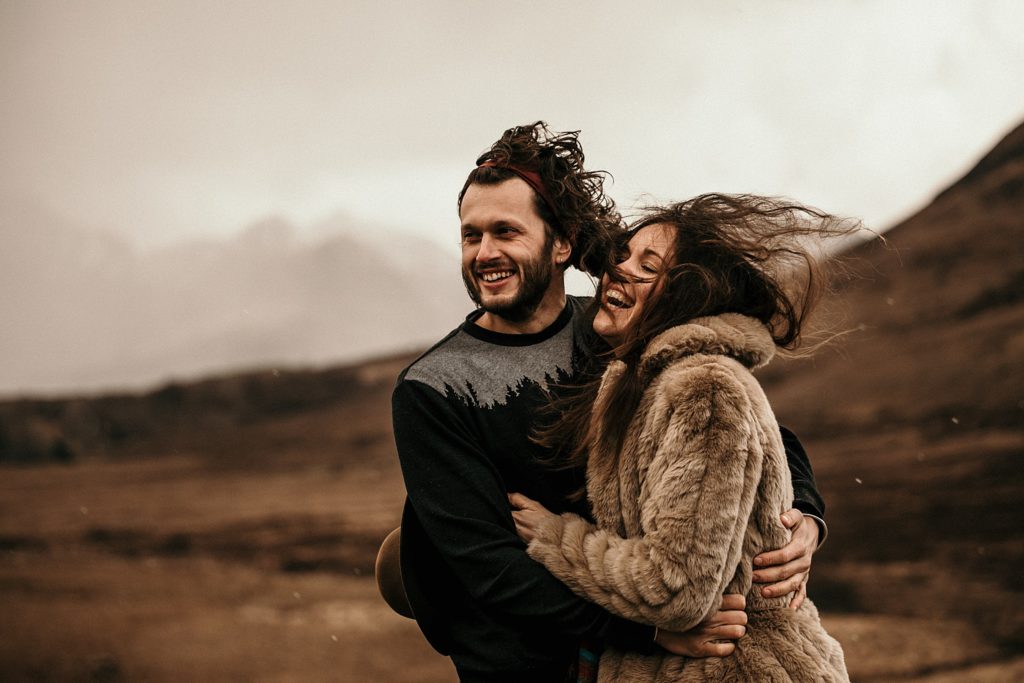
[392,296,825,682]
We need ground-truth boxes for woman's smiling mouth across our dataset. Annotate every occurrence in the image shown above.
[605,288,633,309]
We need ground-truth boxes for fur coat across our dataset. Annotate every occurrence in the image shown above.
[527,314,849,682]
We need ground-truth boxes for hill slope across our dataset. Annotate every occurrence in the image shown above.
[759,120,1024,655]
[762,120,1024,437]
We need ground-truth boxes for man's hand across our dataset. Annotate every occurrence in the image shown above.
[752,508,819,609]
[654,594,747,657]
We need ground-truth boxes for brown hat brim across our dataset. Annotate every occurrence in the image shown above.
[375,526,414,619]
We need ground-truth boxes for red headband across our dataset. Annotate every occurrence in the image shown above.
[477,160,564,235]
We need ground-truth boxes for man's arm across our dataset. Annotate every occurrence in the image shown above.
[752,426,827,608]
[392,379,654,648]
[780,425,827,543]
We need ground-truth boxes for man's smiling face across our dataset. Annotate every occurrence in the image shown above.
[459,178,568,324]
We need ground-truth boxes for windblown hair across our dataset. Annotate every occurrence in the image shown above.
[457,121,623,274]
[538,193,863,488]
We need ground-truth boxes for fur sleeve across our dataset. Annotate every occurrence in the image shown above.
[527,362,763,631]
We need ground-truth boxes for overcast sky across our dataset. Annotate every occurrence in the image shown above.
[3,0,1023,257]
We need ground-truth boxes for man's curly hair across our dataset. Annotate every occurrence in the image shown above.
[457,121,623,275]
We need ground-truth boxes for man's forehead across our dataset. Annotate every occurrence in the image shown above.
[459,177,541,226]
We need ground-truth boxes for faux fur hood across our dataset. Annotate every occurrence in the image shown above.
[637,313,776,377]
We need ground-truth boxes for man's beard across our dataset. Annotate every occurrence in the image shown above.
[462,251,556,324]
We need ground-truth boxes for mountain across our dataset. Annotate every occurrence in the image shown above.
[761,120,1024,437]
[758,120,1024,656]
[0,203,469,395]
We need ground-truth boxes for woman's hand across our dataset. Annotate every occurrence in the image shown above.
[751,508,819,608]
[508,492,555,544]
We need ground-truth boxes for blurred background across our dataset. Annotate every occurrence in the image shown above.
[1,1,1022,681]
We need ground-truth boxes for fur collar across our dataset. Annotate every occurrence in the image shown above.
[637,313,775,377]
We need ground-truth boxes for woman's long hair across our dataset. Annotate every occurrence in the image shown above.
[536,193,863,495]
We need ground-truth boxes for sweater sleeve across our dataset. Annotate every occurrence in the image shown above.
[392,378,654,646]
[526,364,762,632]
[780,425,826,522]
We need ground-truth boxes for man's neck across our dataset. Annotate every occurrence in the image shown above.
[475,286,568,336]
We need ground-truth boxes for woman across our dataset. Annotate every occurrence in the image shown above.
[510,194,852,682]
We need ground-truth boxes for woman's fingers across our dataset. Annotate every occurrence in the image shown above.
[508,491,546,512]
[508,492,530,509]
[511,510,533,542]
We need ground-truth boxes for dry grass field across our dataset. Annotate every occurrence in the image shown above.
[1,424,1020,682]
[0,454,457,682]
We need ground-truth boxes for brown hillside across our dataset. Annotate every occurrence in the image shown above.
[759,120,1024,661]
[762,120,1024,437]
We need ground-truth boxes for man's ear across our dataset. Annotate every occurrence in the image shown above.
[553,237,572,267]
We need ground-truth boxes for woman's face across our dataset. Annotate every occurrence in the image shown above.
[592,223,676,351]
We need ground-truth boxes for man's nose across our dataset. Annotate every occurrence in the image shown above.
[476,233,499,262]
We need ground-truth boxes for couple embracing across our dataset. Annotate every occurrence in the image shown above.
[381,122,852,682]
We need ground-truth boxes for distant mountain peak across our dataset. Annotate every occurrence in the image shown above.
[237,216,295,247]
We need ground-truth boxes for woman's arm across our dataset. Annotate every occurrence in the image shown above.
[523,363,764,632]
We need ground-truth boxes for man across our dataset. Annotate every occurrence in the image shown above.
[390,123,825,682]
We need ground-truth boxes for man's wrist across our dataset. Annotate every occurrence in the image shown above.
[604,617,658,655]
[804,514,828,548]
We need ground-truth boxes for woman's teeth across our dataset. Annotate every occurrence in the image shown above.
[606,291,631,308]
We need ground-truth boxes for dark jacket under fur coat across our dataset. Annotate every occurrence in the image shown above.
[527,314,849,682]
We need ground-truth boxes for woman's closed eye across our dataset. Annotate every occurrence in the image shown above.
[641,261,660,274]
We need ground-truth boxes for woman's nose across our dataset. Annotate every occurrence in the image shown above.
[617,260,641,282]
